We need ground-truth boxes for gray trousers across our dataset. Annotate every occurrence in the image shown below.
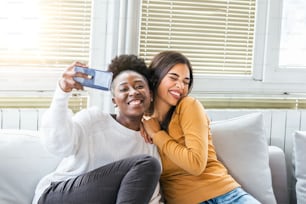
[38,154,161,204]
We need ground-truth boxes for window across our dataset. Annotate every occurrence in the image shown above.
[137,0,306,101]
[0,0,92,91]
[139,0,256,75]
[255,0,306,84]
[279,0,306,68]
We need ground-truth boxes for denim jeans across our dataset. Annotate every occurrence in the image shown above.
[200,187,261,204]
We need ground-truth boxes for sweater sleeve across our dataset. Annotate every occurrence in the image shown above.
[40,82,80,157]
[153,97,210,176]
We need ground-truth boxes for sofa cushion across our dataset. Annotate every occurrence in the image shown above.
[210,112,276,204]
[0,129,61,204]
[293,131,306,204]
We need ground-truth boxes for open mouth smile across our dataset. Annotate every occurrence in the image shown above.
[169,90,182,100]
[127,99,143,105]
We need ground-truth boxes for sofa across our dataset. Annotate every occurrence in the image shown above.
[0,113,290,204]
[293,131,306,204]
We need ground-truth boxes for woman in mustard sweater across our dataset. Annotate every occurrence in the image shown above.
[142,51,260,204]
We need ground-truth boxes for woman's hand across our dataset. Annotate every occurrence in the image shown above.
[59,61,88,92]
[142,116,161,142]
[140,122,153,144]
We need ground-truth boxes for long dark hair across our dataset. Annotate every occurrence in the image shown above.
[148,51,193,130]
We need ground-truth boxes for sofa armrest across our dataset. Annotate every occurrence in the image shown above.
[269,146,289,204]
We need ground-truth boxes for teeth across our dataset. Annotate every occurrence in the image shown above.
[129,100,141,105]
[170,91,180,96]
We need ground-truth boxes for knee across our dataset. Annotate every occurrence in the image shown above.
[146,155,161,174]
[137,155,161,175]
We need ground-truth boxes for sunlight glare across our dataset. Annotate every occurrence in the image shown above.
[0,0,40,53]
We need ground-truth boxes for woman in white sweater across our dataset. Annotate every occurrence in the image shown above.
[33,55,162,204]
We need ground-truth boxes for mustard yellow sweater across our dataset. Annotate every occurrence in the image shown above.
[153,96,240,204]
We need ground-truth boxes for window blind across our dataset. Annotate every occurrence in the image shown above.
[0,93,88,113]
[139,0,256,75]
[200,97,306,109]
[0,0,92,70]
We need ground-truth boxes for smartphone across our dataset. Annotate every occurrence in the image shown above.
[74,66,113,91]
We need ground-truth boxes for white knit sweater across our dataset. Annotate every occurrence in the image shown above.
[32,85,162,204]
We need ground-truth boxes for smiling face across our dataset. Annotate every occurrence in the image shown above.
[112,70,151,120]
[156,63,190,110]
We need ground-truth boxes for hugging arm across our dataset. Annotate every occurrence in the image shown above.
[145,98,210,175]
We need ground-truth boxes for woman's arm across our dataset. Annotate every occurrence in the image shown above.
[144,97,210,175]
[40,83,80,157]
[41,62,88,157]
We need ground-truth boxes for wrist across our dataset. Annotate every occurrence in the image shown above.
[58,79,71,92]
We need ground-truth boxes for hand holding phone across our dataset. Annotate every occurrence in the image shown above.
[74,66,113,91]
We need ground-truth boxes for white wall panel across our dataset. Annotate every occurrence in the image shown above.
[19,109,39,131]
[270,111,287,150]
[2,109,20,129]
[300,110,306,130]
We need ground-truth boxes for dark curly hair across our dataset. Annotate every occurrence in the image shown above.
[107,54,150,89]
